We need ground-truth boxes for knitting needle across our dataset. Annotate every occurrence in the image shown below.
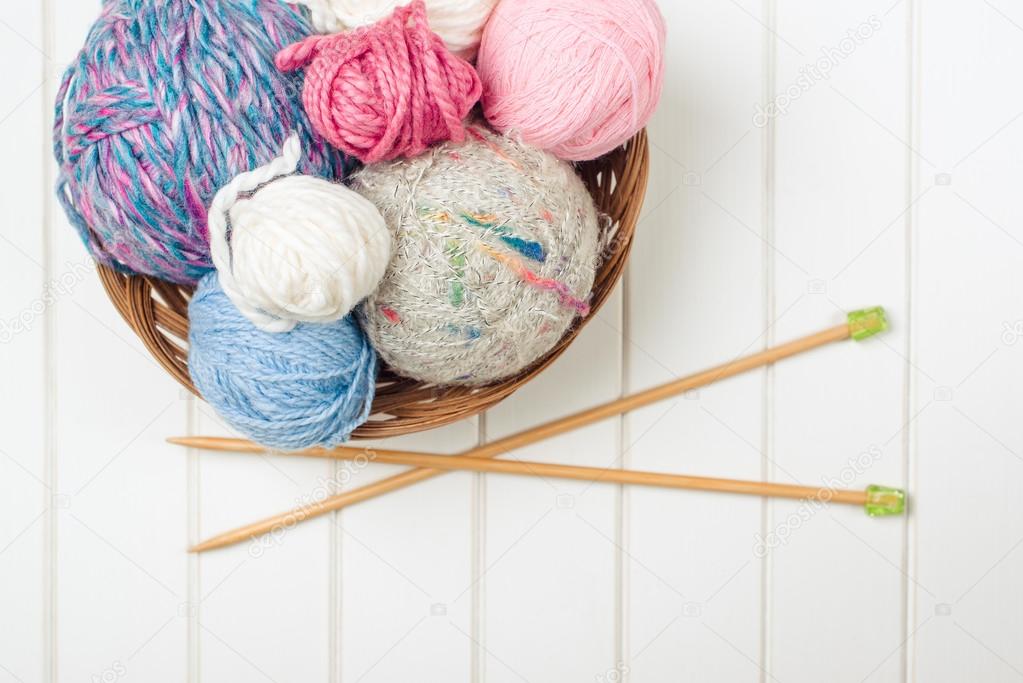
[181,307,888,552]
[175,439,906,513]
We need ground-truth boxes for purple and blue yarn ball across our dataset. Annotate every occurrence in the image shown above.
[188,273,378,451]
[53,0,348,285]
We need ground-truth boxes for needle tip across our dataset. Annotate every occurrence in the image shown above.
[864,484,906,516]
[847,307,888,341]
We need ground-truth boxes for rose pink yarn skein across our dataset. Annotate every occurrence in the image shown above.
[276,0,482,163]
[477,0,666,162]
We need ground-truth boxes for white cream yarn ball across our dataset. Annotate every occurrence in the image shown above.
[208,133,392,333]
[291,0,497,59]
[353,127,601,386]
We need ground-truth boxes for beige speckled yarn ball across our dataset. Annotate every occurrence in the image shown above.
[353,127,601,386]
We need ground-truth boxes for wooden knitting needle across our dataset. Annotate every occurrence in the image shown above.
[180,307,888,553]
[172,439,906,512]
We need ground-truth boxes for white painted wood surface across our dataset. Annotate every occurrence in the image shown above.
[2,1,1022,681]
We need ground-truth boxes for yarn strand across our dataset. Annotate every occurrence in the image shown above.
[276,0,482,163]
[207,134,303,330]
[208,133,391,332]
[290,0,498,59]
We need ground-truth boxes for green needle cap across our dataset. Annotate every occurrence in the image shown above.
[848,306,888,341]
[864,485,906,517]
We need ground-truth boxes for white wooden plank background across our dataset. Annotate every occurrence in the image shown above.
[2,0,1023,681]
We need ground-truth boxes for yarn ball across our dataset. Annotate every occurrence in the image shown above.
[189,272,378,450]
[53,0,347,285]
[477,0,666,162]
[353,127,601,386]
[208,133,391,333]
[277,0,482,164]
[290,0,497,59]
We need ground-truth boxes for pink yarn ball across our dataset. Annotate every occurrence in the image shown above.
[276,0,482,163]
[477,0,666,162]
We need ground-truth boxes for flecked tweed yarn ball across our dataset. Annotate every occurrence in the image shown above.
[208,133,391,333]
[477,0,666,162]
[354,127,601,386]
[53,0,346,285]
[291,0,497,59]
[189,273,378,451]
[276,0,482,164]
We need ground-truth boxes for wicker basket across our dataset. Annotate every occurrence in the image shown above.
[96,131,650,439]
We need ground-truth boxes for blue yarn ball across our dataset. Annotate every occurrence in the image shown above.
[188,273,377,450]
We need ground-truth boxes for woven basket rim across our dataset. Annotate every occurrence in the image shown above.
[96,130,650,439]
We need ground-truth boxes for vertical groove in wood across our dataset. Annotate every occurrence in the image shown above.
[769,4,908,677]
[470,415,487,683]
[904,0,923,680]
[40,1,58,679]
[759,0,778,679]
[330,463,342,683]
[186,399,200,683]
[619,473,631,682]
[616,264,630,678]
